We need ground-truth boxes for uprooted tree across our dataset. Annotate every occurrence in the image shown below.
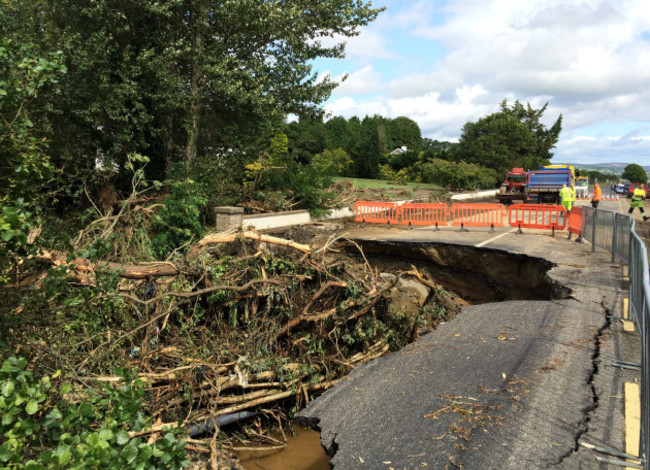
[1,183,465,466]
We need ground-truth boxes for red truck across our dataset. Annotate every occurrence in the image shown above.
[496,168,528,204]
[627,182,647,198]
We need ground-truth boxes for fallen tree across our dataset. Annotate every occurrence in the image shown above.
[5,222,466,461]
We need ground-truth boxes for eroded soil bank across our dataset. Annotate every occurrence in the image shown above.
[347,239,569,303]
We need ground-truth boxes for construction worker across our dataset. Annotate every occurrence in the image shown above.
[559,183,573,211]
[628,185,649,221]
[591,182,602,208]
[570,183,576,206]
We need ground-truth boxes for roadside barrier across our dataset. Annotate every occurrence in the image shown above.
[449,203,507,228]
[627,224,650,470]
[400,203,449,227]
[353,201,567,231]
[506,204,567,230]
[353,201,400,227]
[567,206,583,240]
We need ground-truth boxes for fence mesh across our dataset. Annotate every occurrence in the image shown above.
[629,228,650,465]
[581,207,633,263]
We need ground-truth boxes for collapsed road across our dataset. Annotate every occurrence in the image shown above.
[296,227,638,470]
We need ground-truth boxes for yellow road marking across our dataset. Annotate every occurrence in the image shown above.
[625,382,641,461]
[623,320,636,332]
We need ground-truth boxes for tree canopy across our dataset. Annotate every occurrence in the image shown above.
[456,100,562,177]
[622,164,648,184]
[1,0,384,198]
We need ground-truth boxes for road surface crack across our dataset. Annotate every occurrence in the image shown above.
[553,300,610,466]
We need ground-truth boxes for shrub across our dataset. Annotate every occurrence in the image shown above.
[420,159,499,190]
[0,357,189,469]
[379,165,410,184]
[150,179,207,259]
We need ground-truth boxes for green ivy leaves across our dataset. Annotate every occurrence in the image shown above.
[0,358,189,469]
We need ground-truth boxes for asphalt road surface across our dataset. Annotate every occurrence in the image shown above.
[297,203,639,470]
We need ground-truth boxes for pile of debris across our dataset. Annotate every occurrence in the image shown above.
[13,224,466,467]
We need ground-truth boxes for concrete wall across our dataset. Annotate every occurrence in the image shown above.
[215,206,355,231]
[451,189,498,201]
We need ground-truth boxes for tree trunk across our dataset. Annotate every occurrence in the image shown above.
[184,0,208,170]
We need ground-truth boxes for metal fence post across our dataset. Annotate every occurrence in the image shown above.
[630,232,635,320]
[592,208,597,253]
[612,215,618,262]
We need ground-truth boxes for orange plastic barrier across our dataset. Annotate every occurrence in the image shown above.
[353,201,400,225]
[400,203,449,226]
[353,201,572,231]
[507,204,567,230]
[450,203,507,227]
[567,206,583,235]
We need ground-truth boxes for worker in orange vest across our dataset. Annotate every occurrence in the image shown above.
[591,183,602,208]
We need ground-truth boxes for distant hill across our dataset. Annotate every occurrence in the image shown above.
[569,163,650,174]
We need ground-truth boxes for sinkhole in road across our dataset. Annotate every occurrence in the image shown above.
[350,239,569,303]
[237,238,568,470]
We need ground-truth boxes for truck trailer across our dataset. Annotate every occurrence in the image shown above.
[526,167,574,204]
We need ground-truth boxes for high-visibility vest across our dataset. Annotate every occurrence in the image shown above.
[559,187,572,201]
[633,187,646,200]
[593,186,602,200]
[570,187,576,201]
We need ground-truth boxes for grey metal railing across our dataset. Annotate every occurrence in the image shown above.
[582,206,648,468]
[581,207,634,263]
[629,225,650,470]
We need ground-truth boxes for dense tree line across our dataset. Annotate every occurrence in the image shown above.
[286,114,423,179]
[283,100,562,189]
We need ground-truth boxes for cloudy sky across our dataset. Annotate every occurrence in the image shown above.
[313,0,650,166]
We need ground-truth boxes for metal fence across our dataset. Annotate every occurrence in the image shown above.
[582,206,649,468]
[581,207,634,263]
[629,224,650,470]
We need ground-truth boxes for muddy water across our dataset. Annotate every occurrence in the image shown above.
[237,425,330,470]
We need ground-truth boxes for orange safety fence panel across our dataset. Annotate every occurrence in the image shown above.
[507,204,567,230]
[567,206,583,235]
[449,203,507,227]
[400,203,449,226]
[353,201,400,225]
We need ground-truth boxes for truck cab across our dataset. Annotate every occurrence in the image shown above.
[575,176,589,198]
[496,168,527,204]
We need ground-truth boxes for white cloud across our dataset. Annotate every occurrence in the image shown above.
[555,134,650,165]
[321,0,650,164]
[329,66,383,95]
[316,29,400,64]
[325,97,388,119]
